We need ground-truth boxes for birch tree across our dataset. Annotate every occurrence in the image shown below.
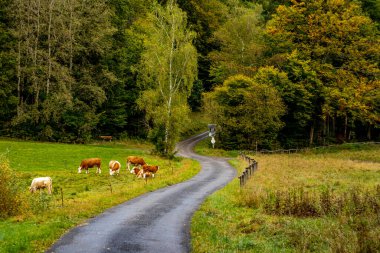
[137,0,197,155]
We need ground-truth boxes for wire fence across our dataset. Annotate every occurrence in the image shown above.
[244,141,380,155]
[237,141,379,187]
[238,152,258,187]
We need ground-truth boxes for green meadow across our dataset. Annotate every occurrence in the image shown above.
[0,139,200,253]
[191,144,380,252]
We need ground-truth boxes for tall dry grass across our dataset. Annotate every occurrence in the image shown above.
[243,152,380,191]
[237,150,380,252]
[192,145,380,252]
[240,185,380,217]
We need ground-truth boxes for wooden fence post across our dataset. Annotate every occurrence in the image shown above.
[238,152,259,188]
[60,187,64,207]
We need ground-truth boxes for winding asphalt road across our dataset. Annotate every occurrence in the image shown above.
[47,132,236,253]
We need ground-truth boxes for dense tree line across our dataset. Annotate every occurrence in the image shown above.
[0,0,379,152]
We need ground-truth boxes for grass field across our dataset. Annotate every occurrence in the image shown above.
[0,139,200,253]
[191,143,380,252]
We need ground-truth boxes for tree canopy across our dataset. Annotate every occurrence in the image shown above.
[205,74,285,150]
[0,0,378,150]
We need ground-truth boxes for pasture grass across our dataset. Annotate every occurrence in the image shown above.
[191,144,380,252]
[0,139,200,253]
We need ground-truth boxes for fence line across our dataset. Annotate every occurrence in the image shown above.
[244,141,380,155]
[238,152,258,187]
[237,141,379,187]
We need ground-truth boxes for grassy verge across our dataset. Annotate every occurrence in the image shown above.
[0,139,200,253]
[191,144,380,252]
[194,137,239,158]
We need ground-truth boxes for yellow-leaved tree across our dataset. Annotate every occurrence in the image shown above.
[137,0,197,156]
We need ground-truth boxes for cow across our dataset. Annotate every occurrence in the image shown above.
[130,166,143,177]
[109,160,121,176]
[78,158,101,174]
[126,156,146,171]
[141,171,153,179]
[29,177,53,194]
[142,164,159,177]
[140,171,154,184]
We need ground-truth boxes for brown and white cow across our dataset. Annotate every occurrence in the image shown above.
[78,158,101,174]
[109,160,121,176]
[29,177,53,194]
[126,156,146,171]
[130,166,143,177]
[141,171,153,180]
[142,164,159,177]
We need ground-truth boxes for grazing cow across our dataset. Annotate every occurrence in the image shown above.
[142,164,159,177]
[126,156,146,171]
[130,166,143,177]
[109,160,121,176]
[78,158,101,174]
[142,171,153,179]
[29,177,53,194]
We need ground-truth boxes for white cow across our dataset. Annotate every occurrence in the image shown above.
[29,177,53,194]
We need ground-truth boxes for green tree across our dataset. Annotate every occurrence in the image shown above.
[255,55,323,147]
[0,0,16,135]
[137,0,197,155]
[209,4,266,83]
[245,0,290,20]
[8,0,115,142]
[358,0,380,23]
[99,0,150,138]
[205,75,285,150]
[266,0,380,143]
[177,0,229,91]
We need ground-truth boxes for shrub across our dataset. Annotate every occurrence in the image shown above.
[0,157,23,218]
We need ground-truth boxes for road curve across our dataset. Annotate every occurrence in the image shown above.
[47,132,236,253]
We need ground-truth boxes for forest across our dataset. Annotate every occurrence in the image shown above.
[0,0,379,154]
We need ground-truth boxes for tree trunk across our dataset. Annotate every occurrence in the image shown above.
[367,125,371,140]
[47,0,55,95]
[344,114,348,141]
[309,123,314,146]
[163,0,176,155]
[17,40,22,116]
[323,116,326,145]
[69,0,73,74]
[33,0,41,108]
[164,96,172,154]
[332,116,336,139]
